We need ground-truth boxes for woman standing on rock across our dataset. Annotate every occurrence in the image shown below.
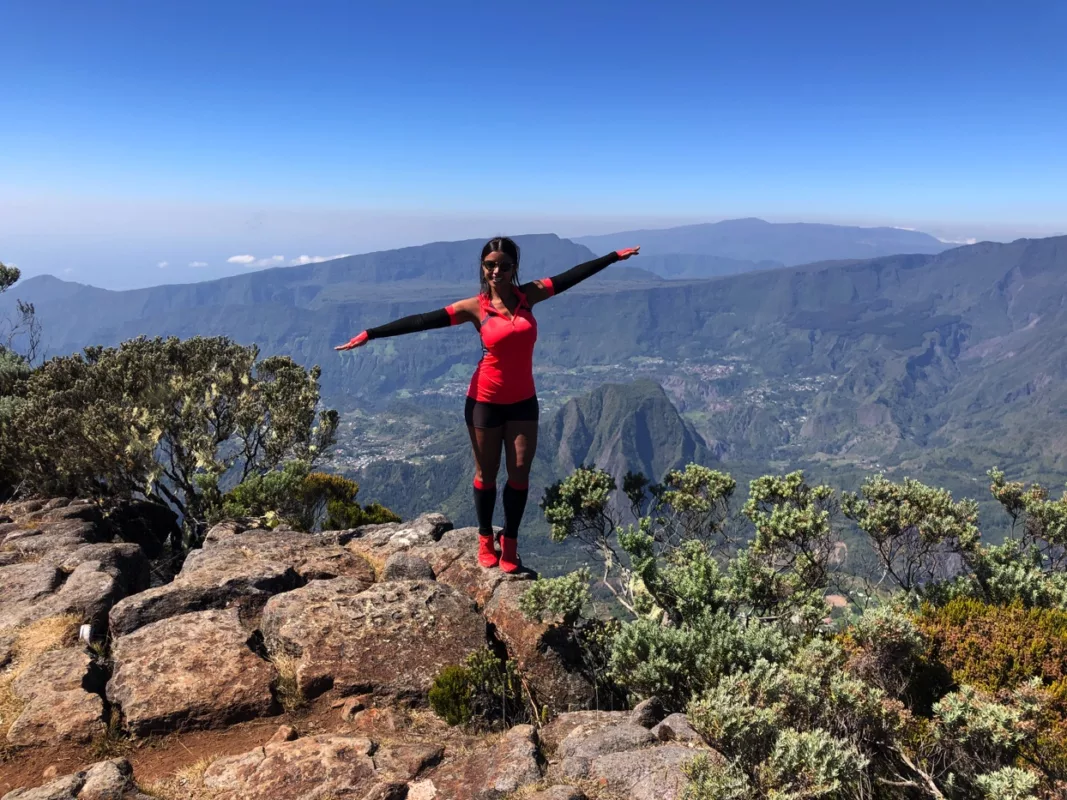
[335,237,640,573]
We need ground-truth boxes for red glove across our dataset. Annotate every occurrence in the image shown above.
[616,246,641,260]
[334,331,369,351]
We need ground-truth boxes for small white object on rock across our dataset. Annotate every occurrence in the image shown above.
[406,779,438,799]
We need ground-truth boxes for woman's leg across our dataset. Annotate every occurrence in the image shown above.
[466,399,505,566]
[500,417,538,573]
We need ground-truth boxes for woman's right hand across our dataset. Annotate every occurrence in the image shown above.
[334,331,369,351]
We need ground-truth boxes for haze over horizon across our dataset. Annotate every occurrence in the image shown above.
[2,0,1064,289]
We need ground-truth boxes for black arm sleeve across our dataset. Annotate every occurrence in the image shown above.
[547,252,620,295]
[365,308,452,340]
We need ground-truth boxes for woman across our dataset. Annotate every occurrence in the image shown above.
[335,237,640,573]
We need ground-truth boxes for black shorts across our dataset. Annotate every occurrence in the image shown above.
[464,395,539,429]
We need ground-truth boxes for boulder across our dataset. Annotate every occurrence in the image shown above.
[588,744,712,800]
[556,722,657,779]
[343,513,453,553]
[262,578,486,700]
[0,563,64,631]
[0,758,153,800]
[6,648,106,747]
[381,552,435,582]
[432,724,543,800]
[630,696,666,728]
[372,743,444,781]
[108,529,374,635]
[106,608,277,735]
[540,710,630,756]
[0,543,147,634]
[202,734,387,800]
[651,712,703,744]
[483,581,596,712]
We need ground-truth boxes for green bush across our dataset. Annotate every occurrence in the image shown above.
[217,460,399,532]
[428,648,527,730]
[428,664,472,726]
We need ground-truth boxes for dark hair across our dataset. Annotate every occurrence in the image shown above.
[479,236,520,296]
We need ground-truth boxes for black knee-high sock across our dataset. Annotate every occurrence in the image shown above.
[502,480,529,539]
[473,478,497,535]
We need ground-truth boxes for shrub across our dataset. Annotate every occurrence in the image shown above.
[519,568,591,628]
[428,648,527,729]
[917,597,1067,694]
[218,460,398,532]
[428,664,473,727]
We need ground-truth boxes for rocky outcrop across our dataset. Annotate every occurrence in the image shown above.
[106,608,278,735]
[202,735,391,800]
[431,724,544,800]
[2,506,642,798]
[541,707,718,800]
[346,517,597,711]
[381,551,435,581]
[588,743,706,800]
[108,527,375,636]
[6,648,105,746]
[261,578,486,700]
[0,501,150,635]
[0,758,153,800]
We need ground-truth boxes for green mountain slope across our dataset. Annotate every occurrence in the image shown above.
[6,234,1067,494]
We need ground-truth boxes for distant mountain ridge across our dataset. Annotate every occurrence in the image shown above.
[575,217,950,265]
[6,231,1067,496]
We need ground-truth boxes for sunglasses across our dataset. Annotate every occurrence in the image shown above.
[481,260,515,272]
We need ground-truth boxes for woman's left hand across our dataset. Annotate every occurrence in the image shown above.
[616,246,641,260]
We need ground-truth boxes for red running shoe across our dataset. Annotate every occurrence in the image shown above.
[478,534,499,568]
[499,536,520,574]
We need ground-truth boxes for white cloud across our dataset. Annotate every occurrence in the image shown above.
[157,261,169,269]
[228,254,287,268]
[189,260,209,268]
[938,237,978,245]
[63,268,74,275]
[252,255,285,267]
[289,254,351,266]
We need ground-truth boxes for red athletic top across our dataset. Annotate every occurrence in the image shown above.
[446,280,556,404]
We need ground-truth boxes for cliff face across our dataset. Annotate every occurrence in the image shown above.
[0,501,712,799]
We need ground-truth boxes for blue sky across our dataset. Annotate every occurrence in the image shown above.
[2,0,1065,288]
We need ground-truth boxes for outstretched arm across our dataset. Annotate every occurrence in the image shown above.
[523,246,640,304]
[334,297,480,350]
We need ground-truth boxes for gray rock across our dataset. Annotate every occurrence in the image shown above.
[202,734,384,799]
[108,529,374,635]
[343,513,453,552]
[262,578,486,701]
[79,758,148,800]
[0,563,65,630]
[432,724,543,800]
[539,710,630,756]
[589,744,714,800]
[0,773,84,800]
[651,712,703,744]
[382,552,435,582]
[558,723,658,779]
[0,543,147,633]
[107,608,277,735]
[7,648,105,746]
[0,758,152,800]
[630,696,666,728]
[0,632,13,669]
